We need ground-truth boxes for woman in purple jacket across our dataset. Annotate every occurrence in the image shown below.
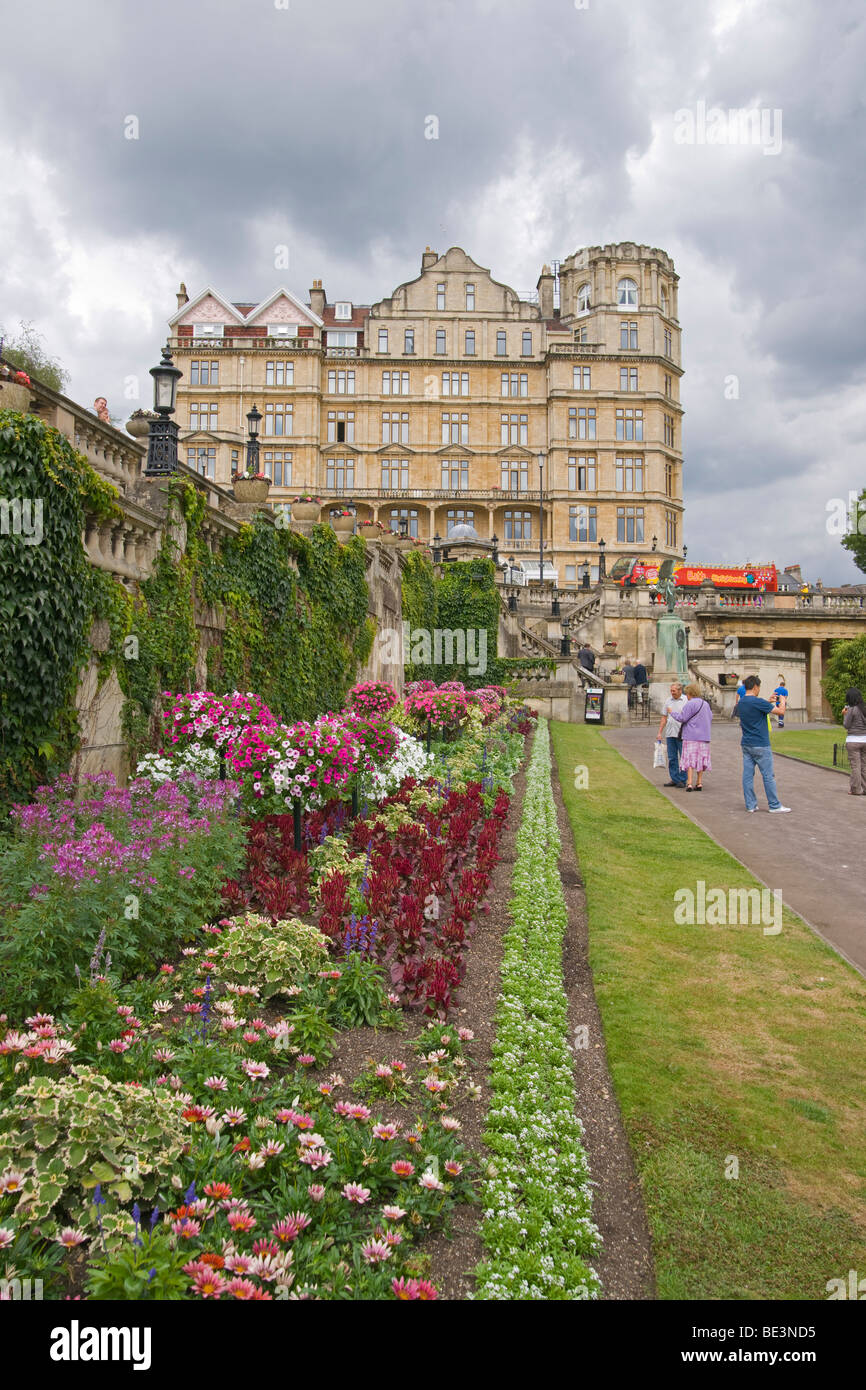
[669,683,713,791]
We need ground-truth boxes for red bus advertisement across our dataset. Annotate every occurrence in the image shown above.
[617,562,778,591]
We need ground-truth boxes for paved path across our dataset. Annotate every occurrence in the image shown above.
[602,723,866,977]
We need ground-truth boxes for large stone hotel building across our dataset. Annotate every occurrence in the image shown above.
[169,241,683,584]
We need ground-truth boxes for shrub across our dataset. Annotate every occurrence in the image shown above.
[0,1067,184,1242]
[345,681,398,717]
[215,912,330,1000]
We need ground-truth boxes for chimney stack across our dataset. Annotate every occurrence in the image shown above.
[421,246,438,270]
[176,282,189,311]
[309,279,326,317]
[537,265,554,320]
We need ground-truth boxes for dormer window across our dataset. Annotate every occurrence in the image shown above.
[334,301,352,320]
[267,323,296,338]
[617,278,638,307]
[576,284,591,313]
[193,322,224,338]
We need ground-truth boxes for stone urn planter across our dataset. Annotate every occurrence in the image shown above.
[0,382,32,412]
[125,409,156,439]
[291,498,320,521]
[380,530,402,546]
[234,477,271,503]
[330,512,355,536]
[359,521,384,540]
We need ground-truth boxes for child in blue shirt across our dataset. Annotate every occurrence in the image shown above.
[773,675,789,729]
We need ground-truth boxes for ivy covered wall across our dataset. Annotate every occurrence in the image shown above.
[0,410,374,810]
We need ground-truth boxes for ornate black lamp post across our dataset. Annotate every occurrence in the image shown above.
[560,614,571,656]
[245,404,262,474]
[432,531,443,564]
[682,543,688,560]
[651,534,658,551]
[598,537,607,579]
[145,345,182,476]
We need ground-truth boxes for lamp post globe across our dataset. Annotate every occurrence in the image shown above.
[145,344,182,476]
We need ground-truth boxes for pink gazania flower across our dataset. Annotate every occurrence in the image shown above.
[246,1152,266,1171]
[259,1139,285,1158]
[181,1105,216,1123]
[241,1060,270,1081]
[153,1048,175,1063]
[274,1108,297,1125]
[242,1031,259,1046]
[159,964,175,975]
[224,1277,257,1299]
[252,1237,280,1258]
[341,1183,371,1205]
[361,1239,391,1264]
[272,1216,303,1244]
[294,1113,315,1131]
[418,1173,445,1192]
[375,1064,393,1079]
[193,1268,226,1298]
[390,1060,407,1072]
[297,1132,327,1151]
[298,1148,332,1170]
[317,1083,334,1097]
[458,1027,474,1041]
[307,1184,326,1202]
[372,1123,399,1141]
[297,1054,316,1067]
[224,1253,253,1273]
[392,1277,438,1301]
[382,1229,403,1248]
[382,1205,407,1221]
[0,1229,14,1250]
[172,1218,202,1239]
[423,1076,447,1094]
[183,1003,203,1016]
[333,1101,352,1116]
[227,1209,257,1233]
[222,1107,247,1127]
[56,1228,88,1248]
[345,1104,370,1121]
[444,1159,463,1176]
[221,1018,240,1032]
[440,1116,462,1132]
[391,1160,415,1177]
[0,1170,26,1195]
[108,1038,130,1053]
[204,1075,228,1091]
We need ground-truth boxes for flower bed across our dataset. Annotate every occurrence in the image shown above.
[0,772,244,1015]
[473,719,601,1300]
[0,683,540,1299]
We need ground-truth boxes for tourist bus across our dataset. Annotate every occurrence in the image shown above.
[611,560,778,591]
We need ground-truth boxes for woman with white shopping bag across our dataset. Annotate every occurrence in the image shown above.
[654,681,687,788]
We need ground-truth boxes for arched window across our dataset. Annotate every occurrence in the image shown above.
[617,277,638,307]
[576,283,591,313]
[660,284,668,315]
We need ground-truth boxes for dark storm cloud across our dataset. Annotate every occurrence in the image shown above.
[1,0,864,580]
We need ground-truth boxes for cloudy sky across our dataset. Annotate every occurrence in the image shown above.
[1,0,864,581]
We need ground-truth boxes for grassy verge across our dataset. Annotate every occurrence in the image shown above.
[771,726,847,771]
[551,721,866,1301]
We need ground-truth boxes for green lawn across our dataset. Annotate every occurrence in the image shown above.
[551,721,866,1301]
[771,726,847,772]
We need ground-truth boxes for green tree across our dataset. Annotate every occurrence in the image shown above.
[1,320,69,393]
[841,487,866,576]
[822,633,866,720]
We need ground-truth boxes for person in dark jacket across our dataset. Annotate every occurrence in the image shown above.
[578,644,595,672]
[842,687,866,795]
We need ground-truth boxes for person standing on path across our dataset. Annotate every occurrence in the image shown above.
[668,682,713,791]
[773,674,789,729]
[842,687,866,795]
[632,660,649,711]
[733,675,790,812]
[624,660,637,709]
[578,643,595,673]
[656,681,687,787]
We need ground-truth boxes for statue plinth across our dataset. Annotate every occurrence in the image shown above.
[655,610,688,678]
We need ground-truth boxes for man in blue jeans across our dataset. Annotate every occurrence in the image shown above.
[656,680,688,787]
[733,675,791,812]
